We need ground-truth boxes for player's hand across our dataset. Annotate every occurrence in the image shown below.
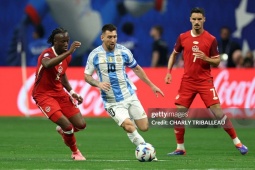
[98,82,111,92]
[69,41,81,54]
[165,73,172,84]
[151,85,164,97]
[71,93,83,105]
[194,50,207,61]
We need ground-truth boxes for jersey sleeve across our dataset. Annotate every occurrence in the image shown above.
[210,38,220,58]
[84,52,96,75]
[174,35,183,53]
[40,51,54,64]
[123,48,138,68]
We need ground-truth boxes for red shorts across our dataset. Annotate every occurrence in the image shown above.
[34,92,80,119]
[175,79,220,108]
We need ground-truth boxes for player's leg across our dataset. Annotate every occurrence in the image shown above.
[167,105,188,156]
[168,81,196,156]
[200,82,248,155]
[209,104,248,155]
[51,111,86,161]
[68,113,86,132]
[56,94,87,160]
[106,101,146,146]
[128,95,148,132]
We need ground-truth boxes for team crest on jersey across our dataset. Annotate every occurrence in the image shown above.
[45,106,51,112]
[58,66,63,73]
[192,45,199,52]
[108,57,114,63]
[193,41,199,44]
[116,56,122,63]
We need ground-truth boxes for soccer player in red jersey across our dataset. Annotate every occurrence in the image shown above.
[164,7,248,155]
[32,28,86,160]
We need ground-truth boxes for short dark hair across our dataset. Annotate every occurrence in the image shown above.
[220,26,232,34]
[190,7,205,17]
[102,24,117,33]
[47,27,67,46]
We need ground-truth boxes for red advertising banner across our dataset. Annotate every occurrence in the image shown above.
[0,67,254,117]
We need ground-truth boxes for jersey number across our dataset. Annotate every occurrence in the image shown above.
[193,53,197,62]
[107,108,115,117]
[210,88,219,100]
[107,64,116,73]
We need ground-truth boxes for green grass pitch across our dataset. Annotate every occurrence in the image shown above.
[0,117,254,170]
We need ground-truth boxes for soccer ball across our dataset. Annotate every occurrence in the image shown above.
[135,143,156,162]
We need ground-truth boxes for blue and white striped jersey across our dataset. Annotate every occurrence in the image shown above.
[85,44,138,103]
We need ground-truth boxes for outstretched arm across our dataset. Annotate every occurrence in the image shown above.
[132,65,164,97]
[42,41,81,68]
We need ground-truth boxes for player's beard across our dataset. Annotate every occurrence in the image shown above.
[107,44,115,51]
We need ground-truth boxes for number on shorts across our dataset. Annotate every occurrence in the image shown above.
[107,108,115,117]
[210,88,218,100]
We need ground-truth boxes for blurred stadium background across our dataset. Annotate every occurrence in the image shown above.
[0,0,254,169]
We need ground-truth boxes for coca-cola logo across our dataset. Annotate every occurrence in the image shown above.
[17,70,139,117]
[214,70,255,117]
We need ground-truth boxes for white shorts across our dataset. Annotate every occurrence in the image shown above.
[105,94,147,126]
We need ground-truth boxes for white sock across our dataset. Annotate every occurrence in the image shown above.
[233,137,241,145]
[127,130,145,146]
[177,143,185,150]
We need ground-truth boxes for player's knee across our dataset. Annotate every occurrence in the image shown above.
[139,125,149,132]
[62,124,74,134]
[75,122,87,131]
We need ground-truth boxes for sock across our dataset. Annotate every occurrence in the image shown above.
[221,115,237,139]
[62,125,78,152]
[174,125,185,145]
[127,130,145,146]
[233,137,241,146]
[177,143,185,150]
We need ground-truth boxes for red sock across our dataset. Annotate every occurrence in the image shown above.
[174,125,185,144]
[221,115,237,139]
[62,133,78,152]
[62,125,78,152]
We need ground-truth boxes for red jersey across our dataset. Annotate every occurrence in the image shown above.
[32,47,71,97]
[174,30,219,82]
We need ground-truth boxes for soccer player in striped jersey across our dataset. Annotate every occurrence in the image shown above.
[84,24,164,159]
[164,7,248,156]
[32,28,86,160]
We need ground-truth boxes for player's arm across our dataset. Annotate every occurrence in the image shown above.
[195,50,220,67]
[84,74,111,92]
[62,73,83,104]
[42,41,81,68]
[195,39,220,67]
[165,50,178,84]
[61,73,72,92]
[132,65,164,97]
